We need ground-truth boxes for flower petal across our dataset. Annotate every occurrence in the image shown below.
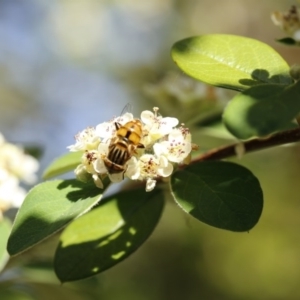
[146,178,156,192]
[141,110,155,125]
[109,173,124,183]
[125,157,140,180]
[92,174,104,189]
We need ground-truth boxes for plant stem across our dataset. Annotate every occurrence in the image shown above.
[192,127,300,162]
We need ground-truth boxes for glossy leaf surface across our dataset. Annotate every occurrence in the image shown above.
[54,188,164,282]
[171,161,263,231]
[172,34,293,91]
[43,152,81,180]
[7,179,109,255]
[223,82,300,139]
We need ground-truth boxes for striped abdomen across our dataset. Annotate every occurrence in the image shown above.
[104,139,131,173]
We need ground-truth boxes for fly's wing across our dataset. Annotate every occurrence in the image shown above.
[120,103,132,116]
[114,103,134,125]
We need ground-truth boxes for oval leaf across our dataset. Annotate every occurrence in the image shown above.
[276,37,300,46]
[223,81,300,139]
[172,34,293,91]
[54,188,164,282]
[0,218,11,271]
[7,179,109,255]
[43,152,82,180]
[171,161,263,231]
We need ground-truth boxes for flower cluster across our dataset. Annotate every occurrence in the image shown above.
[68,107,194,192]
[0,133,39,218]
[271,5,300,41]
[143,72,227,122]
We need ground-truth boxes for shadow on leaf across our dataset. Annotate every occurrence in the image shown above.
[57,179,108,202]
[7,179,109,256]
[7,214,70,256]
[239,69,292,87]
[54,188,164,282]
[224,78,300,138]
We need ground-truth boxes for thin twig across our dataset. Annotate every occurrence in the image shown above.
[192,127,300,162]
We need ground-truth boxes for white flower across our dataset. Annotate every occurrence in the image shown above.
[153,127,192,163]
[81,150,98,174]
[271,5,300,41]
[145,179,156,192]
[96,112,133,143]
[93,143,109,174]
[0,134,39,216]
[92,174,104,189]
[115,112,134,125]
[95,122,116,142]
[141,107,178,146]
[108,172,125,183]
[0,176,26,211]
[0,142,39,184]
[69,107,194,192]
[126,154,173,191]
[68,127,100,152]
[75,150,104,188]
[74,164,90,183]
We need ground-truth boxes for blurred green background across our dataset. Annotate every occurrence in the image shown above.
[1,0,300,299]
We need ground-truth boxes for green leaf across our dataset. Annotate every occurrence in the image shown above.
[7,179,109,256]
[223,81,300,139]
[171,161,263,232]
[276,37,300,46]
[54,188,164,282]
[43,152,82,180]
[24,144,43,159]
[171,34,293,91]
[0,218,11,271]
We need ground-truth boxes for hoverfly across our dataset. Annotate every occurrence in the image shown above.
[104,105,144,176]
